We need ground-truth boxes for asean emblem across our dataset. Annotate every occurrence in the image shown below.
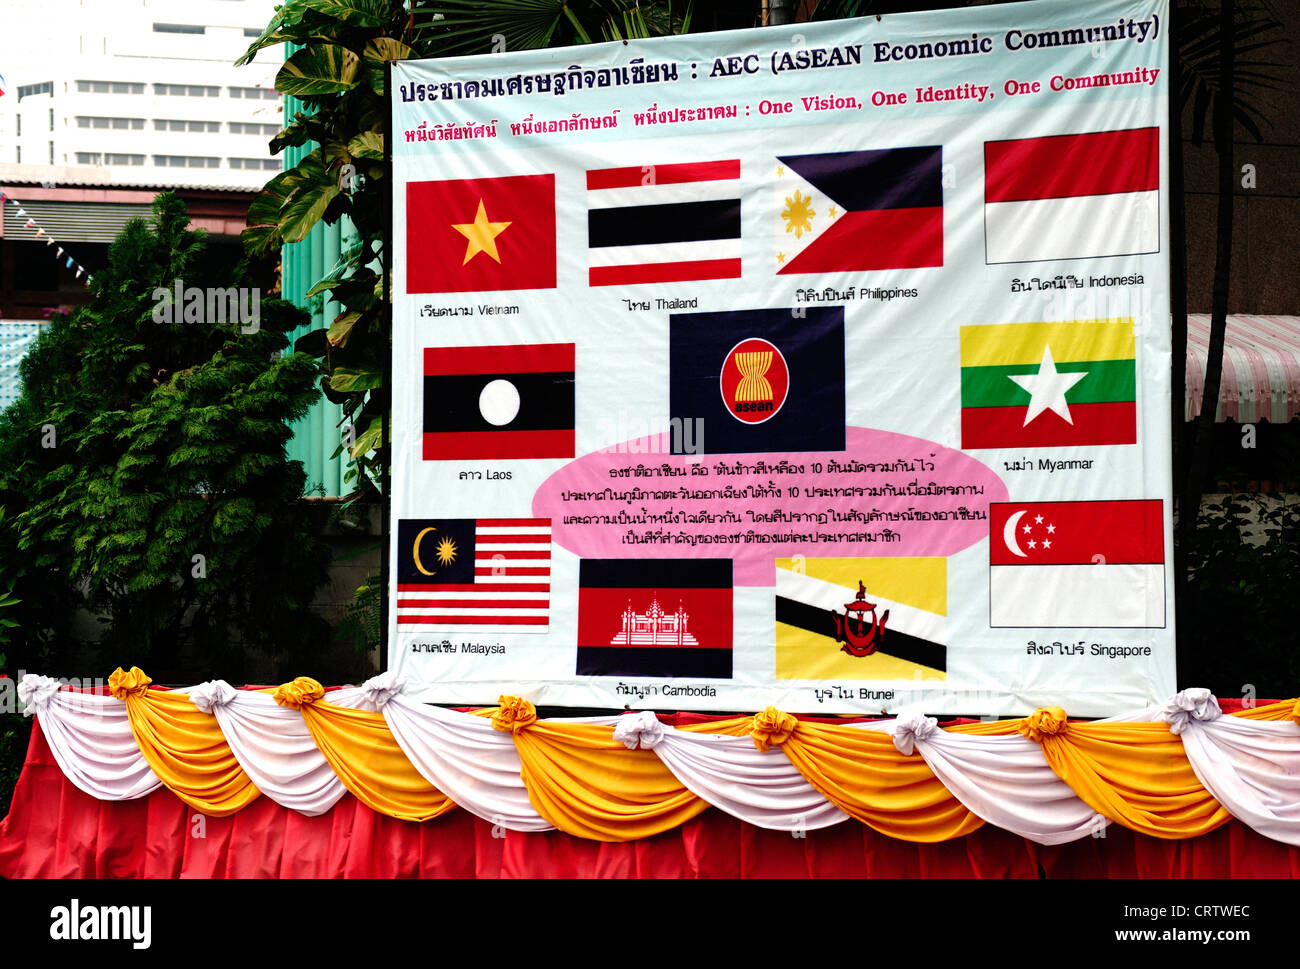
[720,337,789,424]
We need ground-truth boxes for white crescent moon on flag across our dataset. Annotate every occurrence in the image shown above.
[1003,510,1028,557]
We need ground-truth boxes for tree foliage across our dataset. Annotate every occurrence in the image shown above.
[0,194,332,680]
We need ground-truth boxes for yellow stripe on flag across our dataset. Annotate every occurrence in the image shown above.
[776,557,946,616]
[960,319,1135,368]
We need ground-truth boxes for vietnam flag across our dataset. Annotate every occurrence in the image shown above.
[989,500,1165,628]
[776,147,942,275]
[406,174,556,293]
[960,319,1136,449]
[984,128,1159,264]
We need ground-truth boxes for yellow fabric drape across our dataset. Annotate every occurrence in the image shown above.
[292,694,455,823]
[110,669,260,817]
[495,710,707,842]
[1231,698,1299,721]
[776,719,984,841]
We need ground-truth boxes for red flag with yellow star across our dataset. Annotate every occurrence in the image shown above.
[406,175,556,293]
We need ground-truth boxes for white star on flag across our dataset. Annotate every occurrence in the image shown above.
[1009,344,1088,426]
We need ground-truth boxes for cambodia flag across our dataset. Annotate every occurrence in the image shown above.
[577,559,733,678]
[776,147,943,275]
[406,174,556,293]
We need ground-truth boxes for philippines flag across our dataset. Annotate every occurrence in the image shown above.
[989,500,1165,628]
[984,127,1160,264]
[776,147,943,275]
[395,518,550,632]
[586,160,741,286]
[423,343,574,460]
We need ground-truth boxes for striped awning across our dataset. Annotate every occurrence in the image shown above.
[1186,315,1300,423]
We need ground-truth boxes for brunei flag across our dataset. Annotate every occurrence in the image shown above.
[576,559,733,678]
[775,558,946,681]
[990,500,1165,628]
[984,128,1159,264]
[587,160,741,286]
[423,343,574,459]
[776,147,942,275]
[669,306,844,455]
[406,174,556,293]
[960,319,1136,449]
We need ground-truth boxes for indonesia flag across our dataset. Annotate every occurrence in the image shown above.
[586,160,741,286]
[395,518,550,632]
[989,500,1165,628]
[984,127,1160,264]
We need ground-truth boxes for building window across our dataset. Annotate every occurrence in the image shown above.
[153,23,206,34]
[77,116,146,130]
[15,116,19,136]
[49,108,54,131]
[15,146,20,163]
[76,80,145,94]
[153,155,221,169]
[229,157,280,171]
[243,28,261,37]
[48,142,54,164]
[228,86,279,100]
[228,121,279,135]
[16,81,52,100]
[153,118,220,132]
[105,153,145,166]
[154,84,220,98]
[76,151,102,165]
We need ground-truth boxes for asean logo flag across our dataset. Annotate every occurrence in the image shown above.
[669,306,844,455]
[989,500,1165,628]
[406,174,556,293]
[424,343,574,460]
[984,127,1159,264]
[960,319,1136,449]
[776,147,943,275]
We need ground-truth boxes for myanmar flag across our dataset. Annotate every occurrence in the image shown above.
[406,174,556,293]
[960,319,1136,449]
[775,557,946,681]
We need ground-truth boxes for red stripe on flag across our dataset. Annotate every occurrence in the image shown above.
[423,429,573,460]
[586,160,740,190]
[985,128,1159,202]
[397,599,548,608]
[961,401,1136,449]
[397,615,549,626]
[423,343,573,376]
[989,500,1164,565]
[397,583,550,592]
[779,208,942,274]
[589,258,742,287]
[476,519,549,527]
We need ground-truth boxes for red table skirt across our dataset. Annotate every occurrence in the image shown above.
[4,717,1300,878]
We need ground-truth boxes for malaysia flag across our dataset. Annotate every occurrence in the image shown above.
[396,518,551,632]
[984,127,1160,264]
[989,500,1165,628]
[586,160,741,286]
[776,147,943,275]
[423,343,574,460]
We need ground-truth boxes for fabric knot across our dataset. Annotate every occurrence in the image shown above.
[108,666,153,701]
[360,670,403,710]
[17,674,62,716]
[1160,689,1222,735]
[613,710,665,750]
[189,680,239,714]
[273,676,326,709]
[1018,706,1069,742]
[491,695,538,734]
[751,707,798,753]
[892,714,939,756]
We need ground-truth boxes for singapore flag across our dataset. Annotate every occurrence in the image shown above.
[989,500,1165,628]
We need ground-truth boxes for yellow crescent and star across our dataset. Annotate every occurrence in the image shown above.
[452,199,511,265]
[411,526,459,576]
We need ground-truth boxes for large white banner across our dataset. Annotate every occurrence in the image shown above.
[389,0,1174,716]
